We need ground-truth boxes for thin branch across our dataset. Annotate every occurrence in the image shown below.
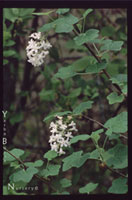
[82,115,128,140]
[105,164,128,178]
[82,115,106,129]
[73,25,127,99]
[102,135,109,149]
[85,148,128,178]
[3,147,57,192]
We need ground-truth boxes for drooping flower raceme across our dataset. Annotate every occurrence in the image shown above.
[49,116,78,155]
[26,32,52,67]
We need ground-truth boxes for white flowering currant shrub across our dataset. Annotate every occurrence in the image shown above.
[3,8,127,195]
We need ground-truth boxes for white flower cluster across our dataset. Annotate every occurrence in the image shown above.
[26,32,52,67]
[49,116,78,155]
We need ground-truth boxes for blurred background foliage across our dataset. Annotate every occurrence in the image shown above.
[3,8,127,194]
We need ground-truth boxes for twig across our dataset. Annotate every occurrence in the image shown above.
[73,25,127,99]
[82,115,128,140]
[82,115,106,129]
[88,136,127,178]
[3,147,57,192]
[105,164,128,178]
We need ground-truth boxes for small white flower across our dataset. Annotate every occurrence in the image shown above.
[51,142,58,152]
[69,121,76,127]
[49,135,56,143]
[59,148,65,155]
[50,127,58,134]
[60,124,67,131]
[60,139,69,147]
[67,115,72,120]
[57,119,63,126]
[69,127,78,132]
[56,115,63,120]
[65,132,73,139]
[29,32,41,40]
[49,122,57,129]
[26,32,52,67]
[48,116,77,156]
[55,134,63,142]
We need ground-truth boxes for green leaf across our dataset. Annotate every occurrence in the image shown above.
[105,129,113,136]
[70,134,91,144]
[107,92,124,104]
[55,56,97,79]
[19,8,35,17]
[25,160,43,168]
[55,22,73,33]
[91,129,104,143]
[79,183,98,194]
[122,84,127,94]
[62,151,83,171]
[101,26,115,37]
[54,13,78,33]
[59,13,78,25]
[103,144,128,169]
[44,111,72,122]
[12,8,20,15]
[41,164,61,177]
[79,152,91,165]
[3,59,9,65]
[4,8,35,22]
[70,56,96,72]
[89,149,100,160]
[54,66,77,79]
[65,39,87,51]
[34,160,44,167]
[9,112,23,125]
[83,9,93,18]
[32,10,54,16]
[39,89,55,101]
[73,101,93,115]
[39,22,55,32]
[108,178,128,194]
[104,111,127,133]
[3,31,11,42]
[85,61,107,74]
[4,40,15,47]
[10,161,19,168]
[101,39,124,51]
[68,88,81,98]
[62,151,90,171]
[4,8,18,22]
[10,167,38,183]
[4,148,24,162]
[3,50,16,57]
[110,74,127,85]
[60,178,72,188]
[44,150,58,161]
[74,29,99,46]
[56,9,70,15]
